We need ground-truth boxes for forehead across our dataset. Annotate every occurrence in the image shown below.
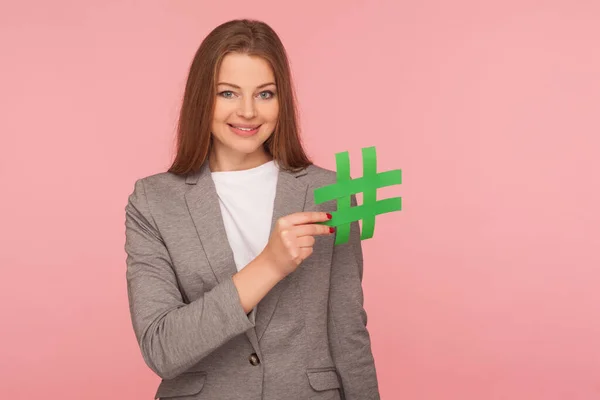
[217,52,275,86]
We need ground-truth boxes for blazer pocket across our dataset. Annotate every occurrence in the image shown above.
[154,371,206,399]
[307,367,341,391]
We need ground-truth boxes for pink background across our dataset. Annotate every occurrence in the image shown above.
[1,1,599,399]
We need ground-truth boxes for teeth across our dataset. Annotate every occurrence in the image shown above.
[232,125,257,131]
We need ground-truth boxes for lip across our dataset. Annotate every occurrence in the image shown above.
[229,123,261,129]
[228,123,261,137]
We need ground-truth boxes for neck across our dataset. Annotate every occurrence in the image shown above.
[209,146,273,172]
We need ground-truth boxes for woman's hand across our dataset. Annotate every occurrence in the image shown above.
[261,211,334,278]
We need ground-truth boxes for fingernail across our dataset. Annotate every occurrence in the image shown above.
[326,213,333,220]
[329,227,335,233]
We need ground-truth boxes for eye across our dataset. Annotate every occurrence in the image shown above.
[258,90,275,100]
[218,90,235,99]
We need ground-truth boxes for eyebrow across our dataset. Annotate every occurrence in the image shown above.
[217,82,276,89]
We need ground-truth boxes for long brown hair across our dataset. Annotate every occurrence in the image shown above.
[168,19,312,175]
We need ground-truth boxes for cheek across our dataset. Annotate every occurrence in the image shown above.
[261,102,279,122]
[212,101,232,123]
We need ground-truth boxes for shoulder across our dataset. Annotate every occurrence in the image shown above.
[300,163,360,207]
[301,163,337,188]
[138,171,186,188]
[128,171,188,202]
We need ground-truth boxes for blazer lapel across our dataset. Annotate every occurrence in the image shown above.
[184,162,262,354]
[184,162,238,283]
[255,166,308,341]
[184,161,309,347]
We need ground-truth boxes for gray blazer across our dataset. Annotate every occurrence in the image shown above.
[124,161,380,400]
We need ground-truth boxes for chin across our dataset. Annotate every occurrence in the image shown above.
[230,141,265,155]
[218,135,269,156]
[214,126,273,154]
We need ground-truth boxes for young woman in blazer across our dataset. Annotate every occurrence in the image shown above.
[125,19,380,400]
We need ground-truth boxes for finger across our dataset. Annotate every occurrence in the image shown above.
[283,211,332,227]
[281,230,299,258]
[296,235,315,248]
[293,224,333,238]
[299,247,313,260]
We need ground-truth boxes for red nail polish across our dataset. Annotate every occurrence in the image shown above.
[329,227,335,233]
[326,213,333,220]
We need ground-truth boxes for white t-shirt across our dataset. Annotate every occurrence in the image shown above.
[210,160,279,272]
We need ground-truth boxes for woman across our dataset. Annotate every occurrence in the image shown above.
[125,19,380,400]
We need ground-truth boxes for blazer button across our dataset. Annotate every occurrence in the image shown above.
[249,353,260,366]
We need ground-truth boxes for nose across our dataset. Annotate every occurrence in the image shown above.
[236,96,257,119]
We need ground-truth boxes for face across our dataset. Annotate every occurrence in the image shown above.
[210,52,279,169]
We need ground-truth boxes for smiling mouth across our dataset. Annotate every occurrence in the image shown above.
[228,124,261,131]
[227,124,262,136]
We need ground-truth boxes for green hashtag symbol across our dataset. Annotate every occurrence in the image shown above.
[314,146,402,245]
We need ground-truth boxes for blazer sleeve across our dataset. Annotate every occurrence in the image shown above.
[327,194,381,399]
[124,178,255,380]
